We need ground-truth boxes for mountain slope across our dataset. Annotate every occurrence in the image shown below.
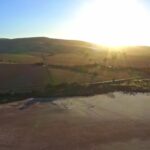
[0,37,99,53]
[0,37,150,56]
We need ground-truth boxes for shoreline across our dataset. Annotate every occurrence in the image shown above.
[0,79,150,104]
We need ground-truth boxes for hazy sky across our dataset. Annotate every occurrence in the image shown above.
[0,0,150,45]
[0,0,82,37]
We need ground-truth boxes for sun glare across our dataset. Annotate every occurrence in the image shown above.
[60,0,150,47]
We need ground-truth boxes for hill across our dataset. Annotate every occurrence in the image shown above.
[0,37,149,96]
[0,37,101,53]
[0,37,150,56]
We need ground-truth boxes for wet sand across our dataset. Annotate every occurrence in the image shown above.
[0,92,150,150]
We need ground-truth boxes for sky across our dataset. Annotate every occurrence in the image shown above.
[0,0,150,46]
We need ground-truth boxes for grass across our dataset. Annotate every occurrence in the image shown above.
[0,43,149,101]
[0,53,42,64]
[0,63,149,93]
[0,79,149,104]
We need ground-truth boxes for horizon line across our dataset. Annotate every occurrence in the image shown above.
[0,36,150,47]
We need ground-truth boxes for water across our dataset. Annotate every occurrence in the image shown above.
[0,92,150,150]
[53,92,150,121]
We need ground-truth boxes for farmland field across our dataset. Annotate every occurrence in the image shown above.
[0,38,149,94]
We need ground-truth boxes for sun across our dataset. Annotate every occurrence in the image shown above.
[60,0,150,47]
